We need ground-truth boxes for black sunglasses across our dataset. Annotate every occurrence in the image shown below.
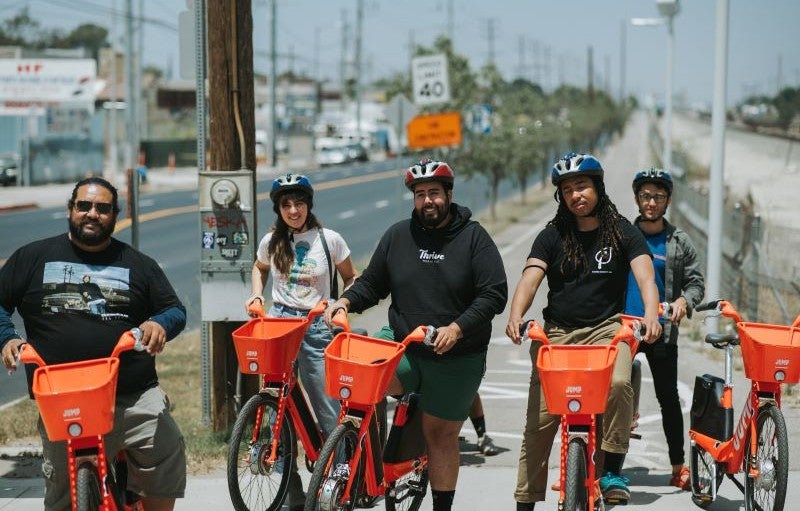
[74,200,114,215]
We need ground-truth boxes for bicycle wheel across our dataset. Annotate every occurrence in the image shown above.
[744,404,788,511]
[563,438,589,511]
[305,423,363,511]
[227,393,296,511]
[690,443,724,508]
[76,462,102,511]
[385,466,428,511]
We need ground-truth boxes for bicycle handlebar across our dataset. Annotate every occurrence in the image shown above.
[19,328,145,369]
[694,299,743,323]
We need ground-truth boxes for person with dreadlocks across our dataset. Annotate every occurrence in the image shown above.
[505,152,662,509]
[247,173,358,510]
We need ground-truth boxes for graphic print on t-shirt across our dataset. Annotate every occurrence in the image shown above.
[287,240,319,300]
[592,246,613,273]
[41,262,131,320]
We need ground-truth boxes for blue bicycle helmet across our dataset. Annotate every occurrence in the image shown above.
[404,158,455,190]
[632,167,673,195]
[270,173,314,202]
[551,152,604,186]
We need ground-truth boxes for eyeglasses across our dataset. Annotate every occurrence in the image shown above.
[637,192,668,204]
[74,200,114,215]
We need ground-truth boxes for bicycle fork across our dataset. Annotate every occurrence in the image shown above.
[558,415,602,511]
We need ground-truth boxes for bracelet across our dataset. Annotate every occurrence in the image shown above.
[522,264,546,274]
[249,295,264,303]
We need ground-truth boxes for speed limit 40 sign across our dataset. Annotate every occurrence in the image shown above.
[411,54,451,106]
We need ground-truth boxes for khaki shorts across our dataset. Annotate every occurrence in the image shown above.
[40,386,186,510]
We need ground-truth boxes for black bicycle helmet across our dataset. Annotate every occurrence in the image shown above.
[632,167,673,195]
[551,152,604,186]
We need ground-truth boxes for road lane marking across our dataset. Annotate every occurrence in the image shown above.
[375,200,389,209]
[338,210,355,219]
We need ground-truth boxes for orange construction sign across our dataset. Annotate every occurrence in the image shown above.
[406,112,463,150]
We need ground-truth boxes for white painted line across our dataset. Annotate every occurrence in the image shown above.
[375,200,389,209]
[338,210,355,220]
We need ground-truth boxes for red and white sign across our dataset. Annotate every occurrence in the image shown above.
[0,59,102,105]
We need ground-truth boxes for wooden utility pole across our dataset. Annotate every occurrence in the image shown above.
[206,0,257,431]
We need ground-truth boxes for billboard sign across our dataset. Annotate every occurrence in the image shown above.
[0,59,101,108]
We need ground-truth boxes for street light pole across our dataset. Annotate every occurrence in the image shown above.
[706,0,730,334]
[657,0,680,172]
[664,13,675,171]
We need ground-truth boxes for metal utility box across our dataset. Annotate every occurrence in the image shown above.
[199,170,256,321]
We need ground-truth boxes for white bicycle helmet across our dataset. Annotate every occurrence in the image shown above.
[551,152,604,186]
[404,158,455,190]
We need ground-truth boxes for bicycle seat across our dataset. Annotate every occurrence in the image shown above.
[704,332,739,348]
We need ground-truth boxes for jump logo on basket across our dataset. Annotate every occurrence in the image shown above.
[63,408,81,418]
[566,386,582,395]
[593,247,613,273]
[775,358,790,367]
[419,249,445,263]
[339,375,354,384]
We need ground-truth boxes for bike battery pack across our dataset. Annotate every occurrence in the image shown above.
[690,374,733,440]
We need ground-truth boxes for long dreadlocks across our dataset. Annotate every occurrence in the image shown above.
[549,176,626,275]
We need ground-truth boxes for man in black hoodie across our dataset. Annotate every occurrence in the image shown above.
[325,158,507,511]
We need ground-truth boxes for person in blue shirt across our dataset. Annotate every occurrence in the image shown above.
[624,168,705,490]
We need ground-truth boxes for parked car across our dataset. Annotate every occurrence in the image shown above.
[0,153,19,187]
[316,145,348,167]
[316,143,368,167]
[344,143,369,163]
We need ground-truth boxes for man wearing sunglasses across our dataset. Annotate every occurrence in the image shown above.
[0,176,187,511]
[624,168,705,491]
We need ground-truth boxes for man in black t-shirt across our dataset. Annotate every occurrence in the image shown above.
[0,177,186,511]
[505,152,662,510]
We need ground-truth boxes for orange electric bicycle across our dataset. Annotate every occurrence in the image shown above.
[304,314,436,511]
[689,300,799,510]
[521,315,645,511]
[227,300,332,511]
[18,328,146,511]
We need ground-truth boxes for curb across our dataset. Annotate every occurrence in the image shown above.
[0,203,37,213]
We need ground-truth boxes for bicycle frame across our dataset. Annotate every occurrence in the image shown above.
[307,322,433,510]
[525,315,644,510]
[18,329,144,511]
[228,301,330,510]
[689,299,794,506]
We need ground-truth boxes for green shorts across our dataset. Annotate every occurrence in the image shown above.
[395,351,485,421]
[372,325,485,421]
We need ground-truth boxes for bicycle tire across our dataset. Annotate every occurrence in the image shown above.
[690,443,723,508]
[744,403,788,511]
[385,466,428,511]
[76,462,102,511]
[305,423,362,511]
[227,393,296,511]
[563,438,589,511]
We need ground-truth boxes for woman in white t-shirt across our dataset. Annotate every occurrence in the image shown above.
[246,173,357,510]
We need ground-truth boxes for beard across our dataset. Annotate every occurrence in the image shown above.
[417,200,450,228]
[69,217,115,246]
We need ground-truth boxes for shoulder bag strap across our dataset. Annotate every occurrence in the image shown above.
[318,228,338,299]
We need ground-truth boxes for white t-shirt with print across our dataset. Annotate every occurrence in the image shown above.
[256,228,351,310]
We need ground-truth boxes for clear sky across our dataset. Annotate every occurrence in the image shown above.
[14,0,800,106]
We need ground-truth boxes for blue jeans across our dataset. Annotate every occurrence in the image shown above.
[268,303,340,436]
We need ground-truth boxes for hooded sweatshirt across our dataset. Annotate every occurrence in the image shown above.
[342,203,507,357]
